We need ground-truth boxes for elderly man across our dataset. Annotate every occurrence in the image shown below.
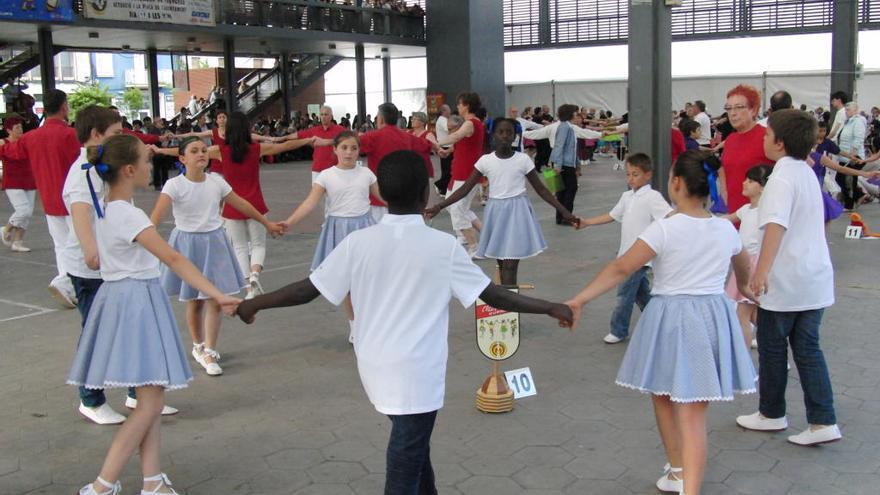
[433,104,453,195]
[280,105,346,182]
[509,106,542,152]
[835,101,868,210]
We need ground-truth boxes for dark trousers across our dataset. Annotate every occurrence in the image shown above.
[535,140,551,170]
[434,153,453,194]
[835,161,864,209]
[385,410,438,495]
[152,156,171,191]
[757,308,836,425]
[69,274,136,405]
[555,166,579,223]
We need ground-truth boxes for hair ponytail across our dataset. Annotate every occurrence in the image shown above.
[673,150,722,199]
[82,134,142,217]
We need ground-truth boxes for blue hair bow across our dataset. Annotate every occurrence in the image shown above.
[174,161,186,175]
[81,161,109,218]
[703,162,727,214]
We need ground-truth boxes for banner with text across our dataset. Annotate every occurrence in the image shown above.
[0,0,73,22]
[83,0,215,26]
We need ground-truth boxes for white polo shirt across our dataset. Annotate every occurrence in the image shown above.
[757,156,834,312]
[61,148,102,279]
[609,184,673,258]
[309,214,491,415]
[695,111,712,145]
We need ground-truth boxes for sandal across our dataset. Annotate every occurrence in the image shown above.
[79,477,121,495]
[141,473,179,495]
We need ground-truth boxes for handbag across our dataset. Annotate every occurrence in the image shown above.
[542,168,564,194]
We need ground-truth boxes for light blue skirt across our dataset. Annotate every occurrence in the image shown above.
[615,294,757,403]
[311,212,375,271]
[67,278,193,391]
[476,195,548,260]
[161,227,247,301]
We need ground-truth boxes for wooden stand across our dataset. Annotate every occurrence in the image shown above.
[475,362,514,413]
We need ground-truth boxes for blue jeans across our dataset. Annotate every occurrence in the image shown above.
[757,308,836,425]
[609,266,652,339]
[69,275,136,406]
[385,410,438,495]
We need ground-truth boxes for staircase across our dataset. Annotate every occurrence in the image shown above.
[0,45,63,83]
[238,53,342,119]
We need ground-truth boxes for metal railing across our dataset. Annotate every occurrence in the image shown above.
[218,0,425,39]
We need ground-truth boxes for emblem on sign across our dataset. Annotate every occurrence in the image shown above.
[475,288,520,361]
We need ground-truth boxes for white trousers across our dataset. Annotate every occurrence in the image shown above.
[447,180,479,231]
[45,215,75,289]
[5,189,35,230]
[224,218,267,274]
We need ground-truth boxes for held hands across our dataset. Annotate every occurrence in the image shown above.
[561,213,580,229]
[266,221,286,238]
[423,204,443,219]
[547,303,575,329]
[562,299,583,330]
[748,269,769,302]
[236,299,257,324]
[217,295,242,317]
[575,217,590,230]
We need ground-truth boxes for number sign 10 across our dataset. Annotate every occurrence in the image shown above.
[504,367,537,399]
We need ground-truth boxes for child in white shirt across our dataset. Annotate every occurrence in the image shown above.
[577,153,672,344]
[236,150,573,495]
[736,109,841,447]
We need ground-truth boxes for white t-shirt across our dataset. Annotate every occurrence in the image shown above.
[435,115,449,146]
[733,204,761,256]
[830,107,847,142]
[161,173,232,232]
[61,148,102,279]
[309,214,491,415]
[609,184,673,258]
[96,201,161,282]
[695,111,712,145]
[314,165,376,217]
[757,156,834,311]
[474,151,534,199]
[638,214,742,296]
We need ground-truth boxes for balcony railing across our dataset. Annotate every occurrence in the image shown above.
[70,0,425,41]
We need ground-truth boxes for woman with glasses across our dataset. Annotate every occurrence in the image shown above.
[719,85,773,213]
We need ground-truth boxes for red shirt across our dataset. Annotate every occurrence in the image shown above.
[0,118,80,216]
[122,128,160,145]
[0,150,36,190]
[209,127,225,175]
[220,142,269,220]
[298,124,345,172]
[410,129,436,178]
[721,124,772,212]
[451,117,485,183]
[359,125,433,206]
[670,128,685,165]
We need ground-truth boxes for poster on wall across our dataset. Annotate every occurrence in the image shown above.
[83,0,215,26]
[0,0,73,22]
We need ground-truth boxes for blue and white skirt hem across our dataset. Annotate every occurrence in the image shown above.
[476,195,548,260]
[614,380,756,403]
[67,378,192,391]
[161,227,247,301]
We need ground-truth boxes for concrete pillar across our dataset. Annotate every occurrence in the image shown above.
[382,55,392,103]
[426,0,505,118]
[627,0,672,197]
[223,38,236,113]
[355,43,367,124]
[831,0,858,100]
[280,52,291,119]
[538,0,550,45]
[146,48,161,118]
[37,27,55,93]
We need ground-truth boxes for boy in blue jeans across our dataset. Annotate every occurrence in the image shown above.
[237,150,573,494]
[577,152,672,344]
[736,109,841,446]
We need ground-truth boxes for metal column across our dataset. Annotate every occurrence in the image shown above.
[627,0,672,197]
[831,0,858,100]
[146,48,161,118]
[382,55,392,103]
[37,27,55,93]
[280,52,291,119]
[223,38,236,113]
[538,0,551,45]
[355,43,367,124]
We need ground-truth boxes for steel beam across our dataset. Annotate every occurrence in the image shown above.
[37,28,55,93]
[223,38,236,113]
[355,43,367,124]
[146,47,161,118]
[831,0,859,100]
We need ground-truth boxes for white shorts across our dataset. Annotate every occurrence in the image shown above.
[447,180,479,231]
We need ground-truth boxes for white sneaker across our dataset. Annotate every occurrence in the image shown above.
[787,425,841,446]
[48,281,77,309]
[656,463,683,493]
[0,226,12,246]
[249,271,264,296]
[10,241,30,252]
[736,411,788,431]
[125,397,179,416]
[603,333,624,344]
[79,402,126,425]
[200,347,223,376]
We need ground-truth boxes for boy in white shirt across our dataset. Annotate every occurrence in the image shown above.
[736,109,841,446]
[576,153,672,344]
[236,150,573,494]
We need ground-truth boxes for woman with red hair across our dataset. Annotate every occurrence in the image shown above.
[0,117,36,252]
[720,85,773,213]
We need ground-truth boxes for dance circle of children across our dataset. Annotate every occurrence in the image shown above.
[7,98,846,495]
